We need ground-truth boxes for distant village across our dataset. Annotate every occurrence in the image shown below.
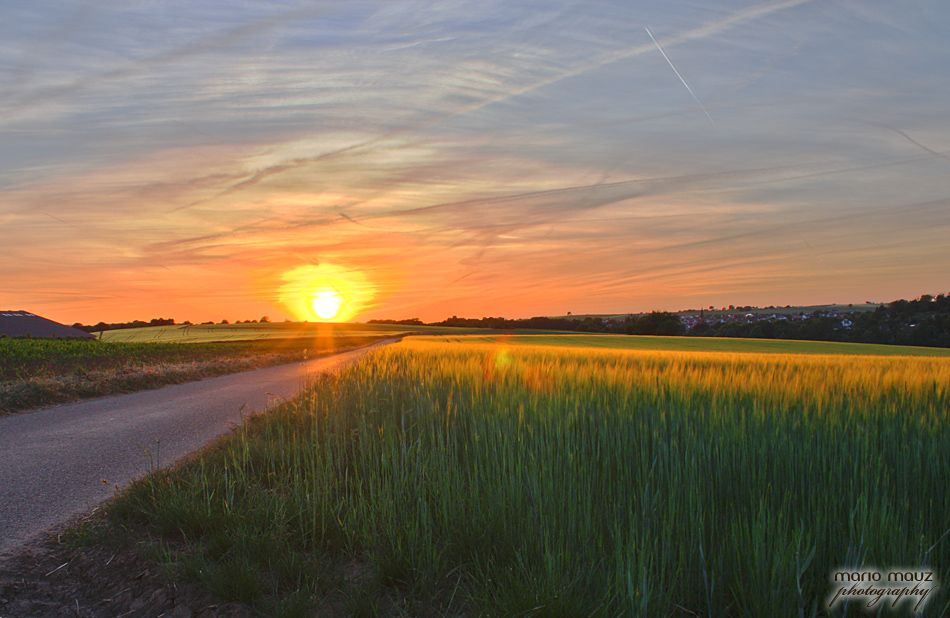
[388,295,950,348]
[673,306,859,330]
[501,303,875,332]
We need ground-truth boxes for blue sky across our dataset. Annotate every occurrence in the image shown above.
[2,0,948,323]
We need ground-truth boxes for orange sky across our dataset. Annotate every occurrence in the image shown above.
[3,2,949,325]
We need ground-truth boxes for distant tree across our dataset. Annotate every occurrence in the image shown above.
[688,322,712,336]
[220,319,229,324]
[577,317,605,333]
[260,316,271,323]
[626,312,685,336]
[368,318,425,326]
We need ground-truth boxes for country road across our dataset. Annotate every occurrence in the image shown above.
[0,341,392,559]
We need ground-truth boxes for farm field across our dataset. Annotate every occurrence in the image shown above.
[101,323,950,357]
[0,333,388,414]
[94,335,950,617]
[432,333,950,356]
[98,321,509,343]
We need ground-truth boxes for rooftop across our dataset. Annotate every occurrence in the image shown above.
[0,311,95,339]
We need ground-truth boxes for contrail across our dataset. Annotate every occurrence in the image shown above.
[867,121,950,162]
[645,26,715,127]
[168,1,812,212]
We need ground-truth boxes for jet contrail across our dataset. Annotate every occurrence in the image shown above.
[645,26,716,127]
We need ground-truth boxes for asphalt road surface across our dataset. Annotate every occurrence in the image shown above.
[0,342,390,559]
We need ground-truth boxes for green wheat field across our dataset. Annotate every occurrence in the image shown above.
[100,334,950,617]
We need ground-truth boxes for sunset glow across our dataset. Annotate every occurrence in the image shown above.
[2,2,948,324]
[310,292,345,321]
[276,264,375,323]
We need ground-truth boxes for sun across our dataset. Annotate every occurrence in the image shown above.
[276,263,374,322]
[310,291,345,321]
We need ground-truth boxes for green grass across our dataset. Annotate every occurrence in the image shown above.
[1,338,300,381]
[0,334,387,414]
[96,322,950,358]
[101,337,950,617]
[424,333,950,356]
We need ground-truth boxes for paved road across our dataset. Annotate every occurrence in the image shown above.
[0,342,389,559]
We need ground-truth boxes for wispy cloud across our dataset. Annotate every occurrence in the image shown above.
[0,3,329,119]
[2,0,949,322]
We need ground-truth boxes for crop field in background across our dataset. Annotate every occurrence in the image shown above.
[0,334,388,414]
[100,336,950,617]
[98,322,502,343]
[102,323,950,356]
[431,333,950,357]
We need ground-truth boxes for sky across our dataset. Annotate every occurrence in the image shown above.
[2,0,949,324]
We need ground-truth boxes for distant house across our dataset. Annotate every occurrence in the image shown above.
[0,310,95,339]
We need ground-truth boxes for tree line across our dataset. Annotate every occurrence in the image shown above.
[72,316,273,333]
[372,293,950,348]
[370,313,684,335]
[689,294,950,348]
[72,317,178,333]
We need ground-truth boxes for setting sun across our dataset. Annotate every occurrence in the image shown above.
[275,263,375,322]
[310,291,344,321]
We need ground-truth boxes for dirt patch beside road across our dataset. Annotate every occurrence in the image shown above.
[0,517,251,618]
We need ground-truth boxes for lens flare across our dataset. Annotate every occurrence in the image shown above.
[310,291,344,320]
